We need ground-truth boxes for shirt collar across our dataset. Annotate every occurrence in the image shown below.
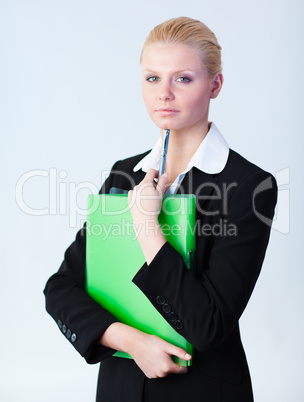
[133,122,229,175]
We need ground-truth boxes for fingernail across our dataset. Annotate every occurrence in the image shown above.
[185,353,192,359]
[163,172,168,179]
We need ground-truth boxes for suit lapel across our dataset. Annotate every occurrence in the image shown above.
[134,170,146,186]
[177,167,220,214]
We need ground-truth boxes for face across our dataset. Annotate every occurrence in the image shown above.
[141,43,222,133]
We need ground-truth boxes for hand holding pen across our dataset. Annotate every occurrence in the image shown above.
[128,129,170,264]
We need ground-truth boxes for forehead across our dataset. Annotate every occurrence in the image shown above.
[141,43,205,72]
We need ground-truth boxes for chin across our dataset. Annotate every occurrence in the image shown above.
[153,120,183,131]
[159,125,186,132]
[151,116,180,131]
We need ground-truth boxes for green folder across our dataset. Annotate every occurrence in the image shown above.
[86,194,196,366]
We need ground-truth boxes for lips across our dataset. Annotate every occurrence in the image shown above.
[156,107,179,116]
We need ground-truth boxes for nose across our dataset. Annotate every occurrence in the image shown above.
[159,81,175,101]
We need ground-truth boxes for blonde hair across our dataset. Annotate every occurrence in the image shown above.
[140,17,222,78]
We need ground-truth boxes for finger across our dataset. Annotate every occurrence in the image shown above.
[143,168,159,183]
[170,364,188,375]
[127,189,133,203]
[168,344,192,363]
[156,171,169,195]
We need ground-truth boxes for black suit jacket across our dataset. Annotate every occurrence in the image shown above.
[44,148,277,402]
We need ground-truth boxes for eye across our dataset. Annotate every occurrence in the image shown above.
[146,76,159,82]
[177,76,191,83]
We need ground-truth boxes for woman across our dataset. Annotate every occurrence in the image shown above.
[44,17,277,401]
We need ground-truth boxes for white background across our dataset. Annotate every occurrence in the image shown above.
[1,0,303,400]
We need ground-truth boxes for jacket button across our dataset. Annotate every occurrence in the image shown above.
[57,320,62,329]
[162,303,172,314]
[66,329,71,339]
[156,296,165,305]
[175,320,183,330]
[62,324,67,334]
[71,333,77,343]
[169,312,177,321]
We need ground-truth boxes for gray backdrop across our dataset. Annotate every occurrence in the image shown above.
[1,0,303,400]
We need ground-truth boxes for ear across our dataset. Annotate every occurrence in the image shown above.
[210,73,223,99]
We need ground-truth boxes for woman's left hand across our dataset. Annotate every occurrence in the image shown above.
[128,168,168,264]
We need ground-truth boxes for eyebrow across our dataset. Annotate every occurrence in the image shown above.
[142,69,196,75]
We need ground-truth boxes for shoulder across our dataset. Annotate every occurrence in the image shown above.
[223,149,269,178]
[101,150,150,193]
[112,150,151,174]
[220,149,277,189]
[219,149,278,216]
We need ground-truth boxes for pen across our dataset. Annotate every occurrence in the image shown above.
[158,129,170,182]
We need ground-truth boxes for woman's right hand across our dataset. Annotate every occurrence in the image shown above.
[99,322,192,379]
[129,330,191,379]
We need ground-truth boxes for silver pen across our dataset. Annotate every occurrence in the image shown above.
[158,129,170,182]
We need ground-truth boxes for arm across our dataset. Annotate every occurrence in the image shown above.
[127,168,168,264]
[132,169,278,351]
[99,322,191,378]
[43,162,122,364]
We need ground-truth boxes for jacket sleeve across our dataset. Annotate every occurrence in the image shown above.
[43,162,121,364]
[132,170,278,352]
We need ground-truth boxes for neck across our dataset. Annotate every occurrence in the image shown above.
[160,121,210,183]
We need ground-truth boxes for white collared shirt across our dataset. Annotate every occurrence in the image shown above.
[133,122,230,194]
